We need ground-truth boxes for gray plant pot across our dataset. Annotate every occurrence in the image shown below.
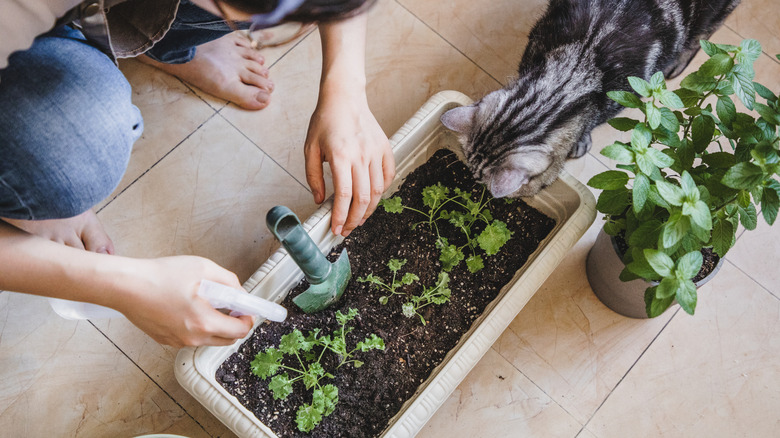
[586,228,723,319]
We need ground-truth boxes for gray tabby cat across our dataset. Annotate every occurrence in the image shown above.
[441,0,741,198]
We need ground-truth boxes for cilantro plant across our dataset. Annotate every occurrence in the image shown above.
[357,258,419,305]
[380,183,513,273]
[589,39,779,317]
[402,272,451,325]
[250,308,385,432]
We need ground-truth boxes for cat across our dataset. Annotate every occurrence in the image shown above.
[441,0,741,198]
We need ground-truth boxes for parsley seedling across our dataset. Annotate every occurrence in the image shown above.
[357,258,420,305]
[380,184,513,272]
[250,309,385,432]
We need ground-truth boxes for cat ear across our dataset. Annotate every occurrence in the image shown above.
[441,105,478,134]
[489,167,529,198]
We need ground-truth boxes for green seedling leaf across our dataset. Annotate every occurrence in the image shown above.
[296,404,323,433]
[269,373,294,400]
[422,183,450,209]
[380,196,404,213]
[439,243,464,271]
[250,347,284,379]
[387,258,406,273]
[478,220,513,256]
[466,255,484,273]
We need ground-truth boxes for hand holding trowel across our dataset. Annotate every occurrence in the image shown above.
[266,206,351,313]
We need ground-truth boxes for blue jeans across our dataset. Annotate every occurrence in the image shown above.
[0,1,234,220]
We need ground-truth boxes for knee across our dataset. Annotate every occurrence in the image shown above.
[0,31,143,219]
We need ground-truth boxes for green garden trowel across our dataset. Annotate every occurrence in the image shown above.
[266,205,351,313]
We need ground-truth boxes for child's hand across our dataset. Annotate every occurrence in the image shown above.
[113,255,254,347]
[304,90,394,237]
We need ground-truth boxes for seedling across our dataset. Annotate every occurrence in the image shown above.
[402,272,451,325]
[357,258,420,305]
[250,308,385,432]
[381,183,513,272]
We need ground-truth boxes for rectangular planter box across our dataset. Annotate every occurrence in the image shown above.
[175,90,597,437]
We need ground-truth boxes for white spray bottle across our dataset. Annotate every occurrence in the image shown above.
[48,279,287,322]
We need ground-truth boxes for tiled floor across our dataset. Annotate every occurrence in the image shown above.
[1,0,779,436]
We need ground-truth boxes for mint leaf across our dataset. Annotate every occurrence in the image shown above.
[644,249,675,278]
[722,162,764,189]
[608,117,641,131]
[712,217,735,257]
[698,53,734,77]
[588,170,629,190]
[676,251,703,280]
[607,90,643,108]
[601,143,635,163]
[676,280,698,315]
[628,76,652,97]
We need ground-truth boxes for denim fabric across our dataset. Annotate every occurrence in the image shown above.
[0,26,142,220]
[144,0,243,64]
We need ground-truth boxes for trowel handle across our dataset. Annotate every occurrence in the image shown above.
[266,206,331,285]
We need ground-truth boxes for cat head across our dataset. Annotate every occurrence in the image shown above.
[441,88,592,198]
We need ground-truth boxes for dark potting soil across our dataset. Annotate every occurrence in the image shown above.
[216,149,556,437]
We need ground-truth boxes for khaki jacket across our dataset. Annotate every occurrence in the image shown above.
[0,0,178,69]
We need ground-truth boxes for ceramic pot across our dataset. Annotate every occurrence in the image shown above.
[586,228,724,318]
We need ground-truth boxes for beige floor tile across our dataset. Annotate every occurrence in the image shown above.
[726,215,780,297]
[0,292,207,437]
[398,0,550,84]
[493,198,675,423]
[585,262,780,438]
[106,59,217,208]
[220,0,500,197]
[726,0,780,57]
[418,349,582,438]
[93,114,317,437]
[98,114,316,282]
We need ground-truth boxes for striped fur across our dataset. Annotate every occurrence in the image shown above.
[441,0,740,198]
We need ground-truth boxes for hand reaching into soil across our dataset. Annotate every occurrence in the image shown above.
[304,14,395,237]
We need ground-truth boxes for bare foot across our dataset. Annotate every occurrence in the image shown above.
[138,32,274,110]
[2,210,115,254]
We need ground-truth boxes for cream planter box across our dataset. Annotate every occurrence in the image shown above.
[175,90,597,437]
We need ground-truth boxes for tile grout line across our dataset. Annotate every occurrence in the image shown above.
[211,110,314,194]
[723,24,780,65]
[392,0,504,87]
[722,258,780,301]
[97,111,221,214]
[86,321,215,437]
[575,307,681,436]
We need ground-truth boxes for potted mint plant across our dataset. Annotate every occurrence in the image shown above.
[586,39,780,318]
